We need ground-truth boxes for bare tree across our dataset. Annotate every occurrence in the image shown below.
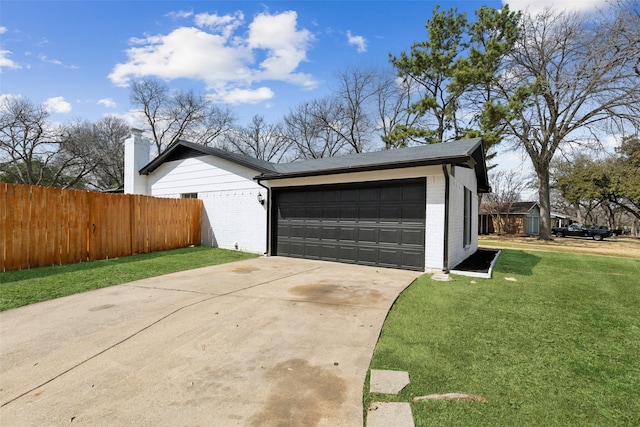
[130,77,236,153]
[483,169,529,234]
[376,72,425,149]
[62,116,130,190]
[0,96,87,187]
[224,115,291,162]
[185,104,236,147]
[490,4,640,239]
[283,98,350,159]
[328,67,380,153]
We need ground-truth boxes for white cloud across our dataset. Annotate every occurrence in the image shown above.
[195,11,244,37]
[247,11,314,82]
[44,96,72,114]
[503,0,609,15]
[0,49,20,70]
[38,54,62,66]
[98,98,116,108]
[213,86,275,104]
[0,27,7,34]
[109,10,317,105]
[346,30,367,53]
[110,27,253,86]
[0,94,21,108]
[166,10,193,20]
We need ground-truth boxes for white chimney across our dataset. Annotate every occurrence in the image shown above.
[124,128,150,194]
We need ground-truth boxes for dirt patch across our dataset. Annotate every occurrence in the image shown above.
[88,304,115,311]
[289,283,383,306]
[249,359,347,427]
[227,265,260,274]
[479,235,640,259]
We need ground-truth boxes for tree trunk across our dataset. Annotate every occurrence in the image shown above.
[537,167,552,240]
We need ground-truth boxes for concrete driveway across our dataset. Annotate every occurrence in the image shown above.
[0,256,419,426]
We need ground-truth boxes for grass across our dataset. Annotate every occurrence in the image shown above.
[478,236,640,259]
[0,247,257,311]
[366,249,640,426]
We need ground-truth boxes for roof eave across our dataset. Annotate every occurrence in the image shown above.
[255,154,475,181]
[139,140,274,175]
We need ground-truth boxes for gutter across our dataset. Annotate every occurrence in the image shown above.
[442,164,450,273]
[255,177,271,256]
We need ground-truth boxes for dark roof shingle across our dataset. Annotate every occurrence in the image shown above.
[139,138,490,192]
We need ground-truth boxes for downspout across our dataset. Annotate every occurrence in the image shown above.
[441,164,450,272]
[256,177,270,256]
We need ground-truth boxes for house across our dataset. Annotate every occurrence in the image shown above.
[479,201,540,235]
[124,129,490,272]
[550,212,572,228]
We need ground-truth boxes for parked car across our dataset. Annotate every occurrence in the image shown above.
[590,225,624,237]
[552,223,610,241]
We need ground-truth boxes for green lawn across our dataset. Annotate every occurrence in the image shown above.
[366,249,640,426]
[0,247,257,311]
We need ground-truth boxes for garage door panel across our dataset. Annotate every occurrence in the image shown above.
[379,228,401,244]
[358,247,378,264]
[358,227,377,243]
[378,248,402,266]
[305,225,321,239]
[402,228,425,245]
[380,186,401,202]
[359,206,379,222]
[274,179,426,271]
[340,206,358,221]
[290,224,305,239]
[305,243,321,258]
[379,206,402,223]
[401,250,425,268]
[323,191,339,202]
[359,187,377,202]
[339,226,357,242]
[403,184,425,202]
[307,191,324,203]
[338,246,357,261]
[320,244,338,260]
[402,205,426,224]
[287,242,305,257]
[323,206,339,220]
[306,205,323,219]
[340,189,358,203]
[321,226,338,240]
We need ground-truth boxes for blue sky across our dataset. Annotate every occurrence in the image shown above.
[1,0,608,160]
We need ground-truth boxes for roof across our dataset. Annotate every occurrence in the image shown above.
[139,138,490,192]
[480,201,539,215]
[139,140,275,175]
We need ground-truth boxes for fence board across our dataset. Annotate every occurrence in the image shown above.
[1,184,202,272]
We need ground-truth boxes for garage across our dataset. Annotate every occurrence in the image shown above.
[273,179,426,271]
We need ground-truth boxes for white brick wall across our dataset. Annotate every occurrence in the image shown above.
[200,190,267,254]
[146,156,267,254]
[124,130,150,194]
[447,166,479,269]
[425,174,445,270]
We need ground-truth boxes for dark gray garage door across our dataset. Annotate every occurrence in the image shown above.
[273,179,426,271]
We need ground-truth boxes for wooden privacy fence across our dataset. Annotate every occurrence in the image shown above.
[1,183,202,272]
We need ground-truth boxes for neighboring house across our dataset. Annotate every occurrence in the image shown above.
[124,129,490,272]
[550,212,572,229]
[479,201,540,236]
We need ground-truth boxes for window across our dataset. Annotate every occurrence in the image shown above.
[463,187,472,247]
[181,193,198,199]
